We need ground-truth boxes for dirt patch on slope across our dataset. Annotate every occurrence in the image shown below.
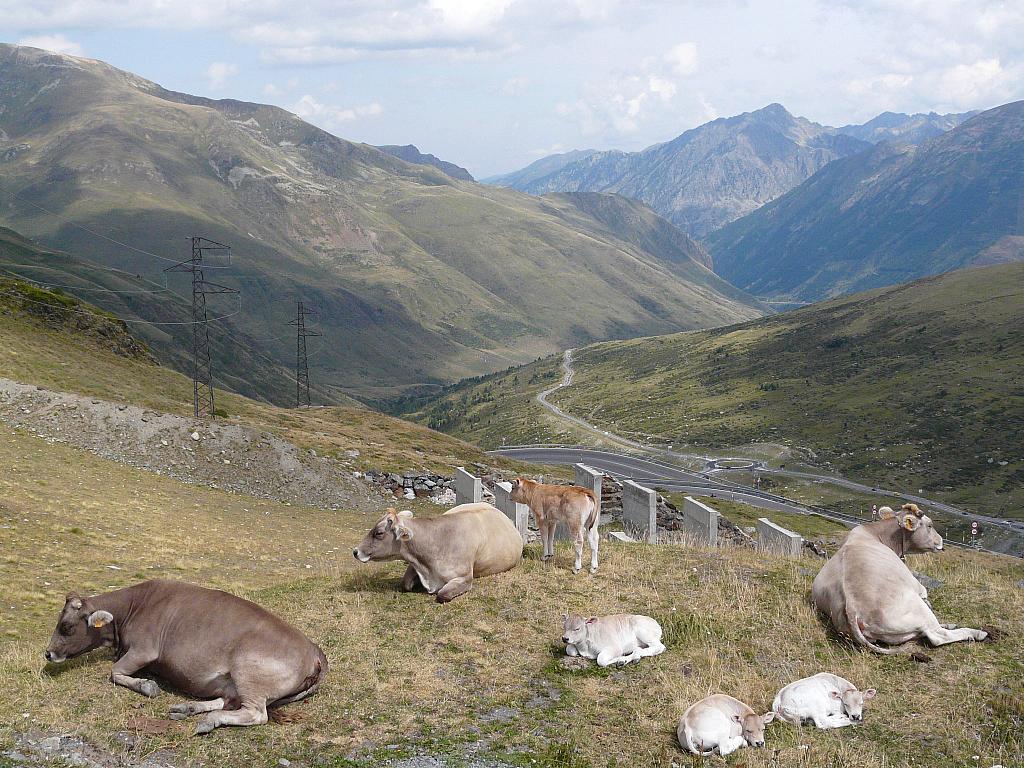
[0,378,374,512]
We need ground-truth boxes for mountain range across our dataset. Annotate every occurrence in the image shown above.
[489,106,974,238]
[0,43,761,403]
[377,144,474,181]
[832,110,976,145]
[707,101,1024,300]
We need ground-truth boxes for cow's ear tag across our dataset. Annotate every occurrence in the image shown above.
[903,517,915,531]
[88,610,113,628]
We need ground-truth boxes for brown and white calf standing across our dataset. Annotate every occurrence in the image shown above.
[510,477,599,573]
[45,579,327,735]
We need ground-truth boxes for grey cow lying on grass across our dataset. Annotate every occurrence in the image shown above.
[45,580,327,734]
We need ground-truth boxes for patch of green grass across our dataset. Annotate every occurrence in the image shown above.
[679,494,846,540]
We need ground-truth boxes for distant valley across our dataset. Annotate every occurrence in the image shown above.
[398,262,1024,519]
[0,43,761,404]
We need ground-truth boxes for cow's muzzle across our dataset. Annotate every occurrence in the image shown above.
[352,548,370,562]
[561,636,570,644]
[44,650,65,663]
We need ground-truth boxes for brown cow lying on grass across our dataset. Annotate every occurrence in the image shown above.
[510,477,599,574]
[45,579,327,734]
[812,503,989,654]
[353,503,523,602]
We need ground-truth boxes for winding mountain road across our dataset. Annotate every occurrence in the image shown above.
[515,349,1024,545]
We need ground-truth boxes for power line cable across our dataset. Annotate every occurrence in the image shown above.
[0,265,172,295]
[0,186,230,267]
[0,287,242,325]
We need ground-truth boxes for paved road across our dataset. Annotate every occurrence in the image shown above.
[491,446,1024,556]
[532,349,1024,537]
[492,446,857,525]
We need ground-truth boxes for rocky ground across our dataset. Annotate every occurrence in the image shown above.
[0,378,375,513]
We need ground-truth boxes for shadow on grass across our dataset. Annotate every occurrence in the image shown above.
[42,648,115,678]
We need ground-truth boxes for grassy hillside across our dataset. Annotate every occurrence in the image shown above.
[2,427,1021,768]
[708,101,1024,301]
[398,263,1024,517]
[0,250,1021,768]
[0,44,761,403]
[0,278,507,474]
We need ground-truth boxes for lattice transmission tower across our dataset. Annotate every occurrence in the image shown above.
[289,300,321,407]
[164,237,237,419]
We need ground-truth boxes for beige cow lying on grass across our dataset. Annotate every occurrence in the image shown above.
[773,673,876,729]
[510,477,599,573]
[812,503,988,653]
[353,504,523,602]
[678,694,774,756]
[561,613,665,667]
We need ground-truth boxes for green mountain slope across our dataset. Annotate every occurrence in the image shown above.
[0,225,316,405]
[399,263,1024,517]
[0,44,761,402]
[708,101,1024,301]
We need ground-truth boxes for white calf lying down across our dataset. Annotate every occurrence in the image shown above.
[678,694,775,756]
[773,673,876,729]
[561,613,665,667]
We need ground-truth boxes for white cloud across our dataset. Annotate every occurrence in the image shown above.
[501,76,529,96]
[557,41,695,137]
[16,33,83,56]
[846,72,914,98]
[665,42,698,76]
[205,61,238,90]
[939,58,1009,105]
[293,94,384,129]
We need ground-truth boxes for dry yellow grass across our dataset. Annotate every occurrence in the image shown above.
[1,428,1022,767]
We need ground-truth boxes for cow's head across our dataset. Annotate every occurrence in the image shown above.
[353,508,414,562]
[735,710,774,748]
[899,504,943,552]
[561,613,590,645]
[509,478,532,504]
[45,593,114,663]
[830,686,876,722]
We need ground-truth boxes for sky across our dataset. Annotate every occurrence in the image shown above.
[4,1,1024,178]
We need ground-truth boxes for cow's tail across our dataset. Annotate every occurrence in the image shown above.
[682,725,713,757]
[844,599,895,655]
[584,491,599,532]
[272,644,329,708]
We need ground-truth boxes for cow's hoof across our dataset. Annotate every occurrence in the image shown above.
[572,566,580,574]
[139,680,160,698]
[589,567,598,575]
[168,704,191,719]
[194,720,216,735]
